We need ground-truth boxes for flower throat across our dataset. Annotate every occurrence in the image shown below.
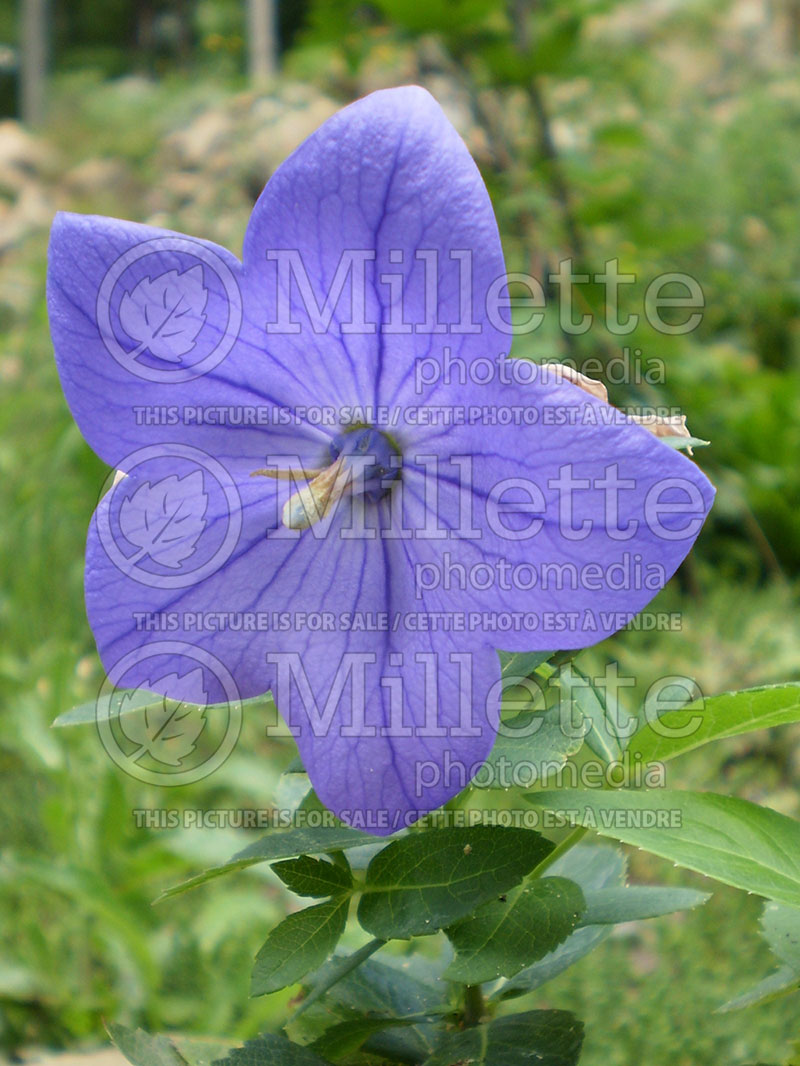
[252,426,401,530]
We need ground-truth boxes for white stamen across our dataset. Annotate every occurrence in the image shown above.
[280,456,353,530]
[250,466,326,480]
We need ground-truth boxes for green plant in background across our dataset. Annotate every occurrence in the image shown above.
[52,664,800,1066]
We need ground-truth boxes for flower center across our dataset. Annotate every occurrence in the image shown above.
[253,426,401,531]
[328,426,401,501]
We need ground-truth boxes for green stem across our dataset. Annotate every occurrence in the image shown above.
[531,826,589,878]
[287,937,386,1023]
[462,983,485,1027]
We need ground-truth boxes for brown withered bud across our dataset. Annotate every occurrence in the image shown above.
[540,362,609,403]
[540,362,697,453]
[627,413,694,453]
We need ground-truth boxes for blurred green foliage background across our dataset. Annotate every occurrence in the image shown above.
[1,1,800,1064]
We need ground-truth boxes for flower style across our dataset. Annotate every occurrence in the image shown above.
[48,86,714,831]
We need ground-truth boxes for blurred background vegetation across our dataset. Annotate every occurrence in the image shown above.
[1,1,800,1064]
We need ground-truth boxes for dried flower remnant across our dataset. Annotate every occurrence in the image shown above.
[543,362,698,451]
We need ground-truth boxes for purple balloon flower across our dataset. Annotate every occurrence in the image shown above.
[48,86,714,832]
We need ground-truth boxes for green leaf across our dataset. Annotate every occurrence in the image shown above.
[493,845,625,1001]
[308,955,446,1015]
[301,957,446,1063]
[107,1025,189,1066]
[527,790,800,906]
[718,901,800,1012]
[480,707,585,789]
[55,689,163,728]
[421,1010,583,1066]
[372,0,496,37]
[557,664,627,763]
[171,1039,233,1066]
[251,898,349,996]
[580,885,710,925]
[309,1017,419,1060]
[53,689,272,728]
[718,965,800,1013]
[272,856,353,898]
[444,877,585,983]
[552,843,628,890]
[156,826,382,901]
[629,683,800,766]
[119,693,206,766]
[288,939,386,1022]
[484,15,580,81]
[500,650,554,682]
[357,827,553,940]
[284,755,307,774]
[213,1035,334,1066]
[762,902,800,971]
[478,653,584,788]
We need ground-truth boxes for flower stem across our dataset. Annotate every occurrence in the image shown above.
[532,825,589,877]
[462,983,485,1027]
[287,937,386,1023]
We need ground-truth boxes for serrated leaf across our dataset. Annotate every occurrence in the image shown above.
[444,876,585,983]
[272,855,353,898]
[718,965,800,1013]
[480,707,585,789]
[301,956,446,1062]
[552,843,629,889]
[421,1010,583,1066]
[527,790,800,906]
[629,683,800,766]
[357,827,553,940]
[107,1024,189,1066]
[309,1016,418,1060]
[493,845,626,1001]
[120,266,208,362]
[251,898,349,996]
[557,664,629,763]
[119,472,208,568]
[156,826,381,901]
[480,654,584,788]
[496,923,608,1004]
[580,885,710,925]
[762,902,800,971]
[212,1034,333,1066]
